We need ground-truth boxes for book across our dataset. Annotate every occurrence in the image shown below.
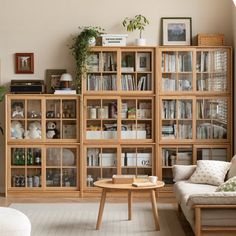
[132,182,157,187]
[54,90,77,94]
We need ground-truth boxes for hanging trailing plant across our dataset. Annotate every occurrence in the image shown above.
[70,26,104,93]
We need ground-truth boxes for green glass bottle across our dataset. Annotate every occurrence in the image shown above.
[27,150,34,165]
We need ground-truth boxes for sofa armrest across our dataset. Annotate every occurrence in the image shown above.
[187,192,236,207]
[172,165,196,182]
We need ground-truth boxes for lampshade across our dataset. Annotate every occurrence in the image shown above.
[60,73,73,82]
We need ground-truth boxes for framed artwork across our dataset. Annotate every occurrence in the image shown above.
[15,53,34,74]
[45,69,67,93]
[136,53,151,72]
[161,17,192,46]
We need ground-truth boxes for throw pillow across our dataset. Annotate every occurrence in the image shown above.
[216,176,236,192]
[189,160,231,186]
[227,155,236,179]
[172,165,196,182]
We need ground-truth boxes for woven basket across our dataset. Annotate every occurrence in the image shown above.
[197,34,225,46]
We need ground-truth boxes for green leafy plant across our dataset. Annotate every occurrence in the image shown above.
[0,86,7,135]
[122,14,149,39]
[70,26,104,93]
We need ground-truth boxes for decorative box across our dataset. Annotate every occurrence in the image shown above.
[101,34,128,46]
[197,34,224,46]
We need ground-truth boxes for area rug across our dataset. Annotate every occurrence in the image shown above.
[10,202,188,236]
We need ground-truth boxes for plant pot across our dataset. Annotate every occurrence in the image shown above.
[136,38,146,46]
[88,36,96,46]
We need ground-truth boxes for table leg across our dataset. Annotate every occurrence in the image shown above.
[128,190,132,220]
[96,189,107,230]
[150,189,160,231]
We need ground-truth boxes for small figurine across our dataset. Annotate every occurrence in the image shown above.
[46,121,58,139]
[12,102,24,118]
[24,121,42,139]
[11,121,24,139]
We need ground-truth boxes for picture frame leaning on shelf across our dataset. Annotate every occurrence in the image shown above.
[161,17,192,46]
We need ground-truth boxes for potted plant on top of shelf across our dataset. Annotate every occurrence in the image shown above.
[70,26,104,93]
[122,14,150,46]
[0,86,6,135]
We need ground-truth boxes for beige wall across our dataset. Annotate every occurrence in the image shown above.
[0,0,234,193]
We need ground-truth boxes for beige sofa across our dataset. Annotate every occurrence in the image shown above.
[173,156,236,236]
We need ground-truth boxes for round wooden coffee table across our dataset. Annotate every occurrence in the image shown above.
[94,179,165,231]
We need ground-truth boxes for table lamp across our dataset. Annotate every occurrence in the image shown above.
[60,73,73,90]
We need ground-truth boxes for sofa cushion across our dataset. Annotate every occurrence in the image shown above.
[227,155,236,179]
[174,181,217,203]
[189,160,231,186]
[186,192,236,207]
[172,165,196,182]
[216,176,236,192]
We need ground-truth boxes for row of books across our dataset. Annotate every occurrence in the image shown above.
[162,150,192,166]
[162,124,192,139]
[161,53,192,72]
[87,53,117,72]
[87,74,117,91]
[121,74,152,91]
[196,123,227,139]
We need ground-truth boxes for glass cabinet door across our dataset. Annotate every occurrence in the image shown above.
[46,99,77,140]
[87,51,118,91]
[86,99,118,140]
[121,98,153,140]
[10,99,42,140]
[121,146,152,177]
[46,147,77,188]
[86,147,117,187]
[10,147,42,188]
[161,98,193,140]
[196,49,228,92]
[161,51,193,92]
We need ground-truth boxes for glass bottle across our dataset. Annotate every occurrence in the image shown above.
[34,150,41,165]
[27,150,34,165]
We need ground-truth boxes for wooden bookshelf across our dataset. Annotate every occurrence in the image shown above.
[157,46,233,188]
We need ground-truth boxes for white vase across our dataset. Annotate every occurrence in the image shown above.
[136,38,146,46]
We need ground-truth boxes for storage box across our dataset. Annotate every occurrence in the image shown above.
[100,153,116,167]
[112,175,135,184]
[101,34,128,46]
[121,131,146,139]
[137,153,152,167]
[197,34,224,46]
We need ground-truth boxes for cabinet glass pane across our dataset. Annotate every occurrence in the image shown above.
[102,52,117,71]
[62,100,76,118]
[86,147,117,187]
[196,99,227,139]
[46,148,61,166]
[27,100,41,119]
[11,100,25,119]
[11,169,25,187]
[197,148,227,161]
[162,52,176,72]
[46,168,60,187]
[177,52,192,72]
[26,169,41,188]
[178,74,192,91]
[86,100,117,140]
[62,168,76,187]
[46,100,60,119]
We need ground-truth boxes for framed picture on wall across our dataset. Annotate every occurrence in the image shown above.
[46,69,67,93]
[161,17,192,46]
[15,53,34,74]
